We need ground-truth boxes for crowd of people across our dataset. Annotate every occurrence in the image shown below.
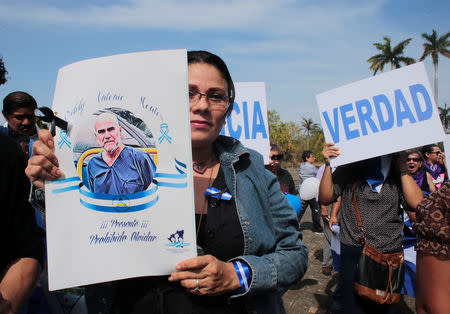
[1,50,449,314]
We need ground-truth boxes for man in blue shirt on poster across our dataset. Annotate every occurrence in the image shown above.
[85,113,156,195]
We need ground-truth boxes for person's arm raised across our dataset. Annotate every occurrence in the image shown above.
[25,129,63,188]
[318,143,339,205]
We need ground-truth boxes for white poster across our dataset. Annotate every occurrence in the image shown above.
[444,134,450,171]
[221,82,270,163]
[317,62,446,167]
[45,50,196,290]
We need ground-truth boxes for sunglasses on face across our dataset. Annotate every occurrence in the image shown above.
[407,157,421,162]
[270,154,283,161]
[431,151,441,155]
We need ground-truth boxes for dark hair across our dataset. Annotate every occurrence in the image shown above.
[406,148,424,161]
[187,51,235,117]
[302,150,313,162]
[270,142,282,153]
[2,91,37,116]
[422,144,439,157]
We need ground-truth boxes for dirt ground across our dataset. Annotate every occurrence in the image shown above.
[281,167,416,314]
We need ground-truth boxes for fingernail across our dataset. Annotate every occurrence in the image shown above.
[55,169,62,176]
[168,276,173,281]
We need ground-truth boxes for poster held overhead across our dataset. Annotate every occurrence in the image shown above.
[316,62,445,167]
[45,50,196,290]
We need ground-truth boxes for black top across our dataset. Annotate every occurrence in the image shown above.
[0,133,44,272]
[97,166,246,314]
[265,166,297,195]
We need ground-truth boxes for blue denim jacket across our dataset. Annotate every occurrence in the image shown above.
[214,136,308,314]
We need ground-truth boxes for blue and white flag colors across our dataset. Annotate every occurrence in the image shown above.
[50,158,187,213]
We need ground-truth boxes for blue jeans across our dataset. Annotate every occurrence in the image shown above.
[340,243,398,314]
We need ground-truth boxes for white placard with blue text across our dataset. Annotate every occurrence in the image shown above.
[45,50,196,290]
[317,62,446,167]
[220,82,270,163]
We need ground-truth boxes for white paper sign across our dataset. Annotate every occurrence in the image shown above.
[45,50,196,290]
[221,82,270,163]
[444,134,450,171]
[317,62,446,167]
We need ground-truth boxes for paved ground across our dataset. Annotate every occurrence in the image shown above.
[281,167,416,313]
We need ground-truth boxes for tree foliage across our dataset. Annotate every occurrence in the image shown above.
[268,110,324,165]
[438,104,449,132]
[0,56,7,85]
[419,29,450,104]
[367,36,415,75]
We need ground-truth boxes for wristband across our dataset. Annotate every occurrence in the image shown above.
[232,260,251,293]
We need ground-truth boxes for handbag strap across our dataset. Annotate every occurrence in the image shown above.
[352,183,366,243]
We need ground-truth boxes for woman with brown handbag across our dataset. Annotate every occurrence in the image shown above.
[319,143,423,314]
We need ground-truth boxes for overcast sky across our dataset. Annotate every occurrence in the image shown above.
[1,0,449,125]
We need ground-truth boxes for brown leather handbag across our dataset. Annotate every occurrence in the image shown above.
[352,186,405,304]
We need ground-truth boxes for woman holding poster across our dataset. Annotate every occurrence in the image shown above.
[319,144,423,314]
[26,51,308,314]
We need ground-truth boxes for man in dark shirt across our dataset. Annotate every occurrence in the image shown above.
[1,91,38,157]
[0,133,44,313]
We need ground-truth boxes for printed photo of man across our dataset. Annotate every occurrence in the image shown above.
[85,112,156,194]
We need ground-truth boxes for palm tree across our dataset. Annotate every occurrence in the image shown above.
[300,117,319,149]
[0,56,7,85]
[367,36,416,75]
[419,30,450,104]
[438,104,449,132]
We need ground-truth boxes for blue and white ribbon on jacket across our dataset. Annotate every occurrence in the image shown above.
[50,158,187,213]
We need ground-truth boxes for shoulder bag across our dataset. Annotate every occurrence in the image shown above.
[352,185,405,304]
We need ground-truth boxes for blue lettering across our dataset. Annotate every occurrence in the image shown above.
[243,101,250,139]
[251,101,267,139]
[409,84,433,121]
[340,103,360,140]
[373,94,394,131]
[355,99,379,136]
[395,89,416,127]
[322,108,340,143]
[226,102,242,138]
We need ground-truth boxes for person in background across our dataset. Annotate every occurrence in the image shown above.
[1,91,38,157]
[413,181,449,314]
[406,149,436,194]
[299,150,323,233]
[320,143,423,314]
[422,144,447,188]
[0,133,44,313]
[265,143,297,195]
[316,163,335,275]
[25,50,308,314]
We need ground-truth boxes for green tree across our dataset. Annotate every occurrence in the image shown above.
[438,103,449,132]
[419,29,450,104]
[367,36,415,75]
[300,117,319,149]
[0,56,7,85]
[268,110,302,162]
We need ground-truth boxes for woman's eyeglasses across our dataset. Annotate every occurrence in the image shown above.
[189,90,229,108]
[407,157,421,162]
[431,151,441,155]
[270,154,283,161]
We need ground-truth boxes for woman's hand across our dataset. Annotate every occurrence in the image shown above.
[328,215,338,230]
[25,129,63,188]
[168,255,241,296]
[322,143,339,165]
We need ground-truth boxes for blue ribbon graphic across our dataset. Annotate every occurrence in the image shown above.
[158,123,172,144]
[58,130,71,149]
